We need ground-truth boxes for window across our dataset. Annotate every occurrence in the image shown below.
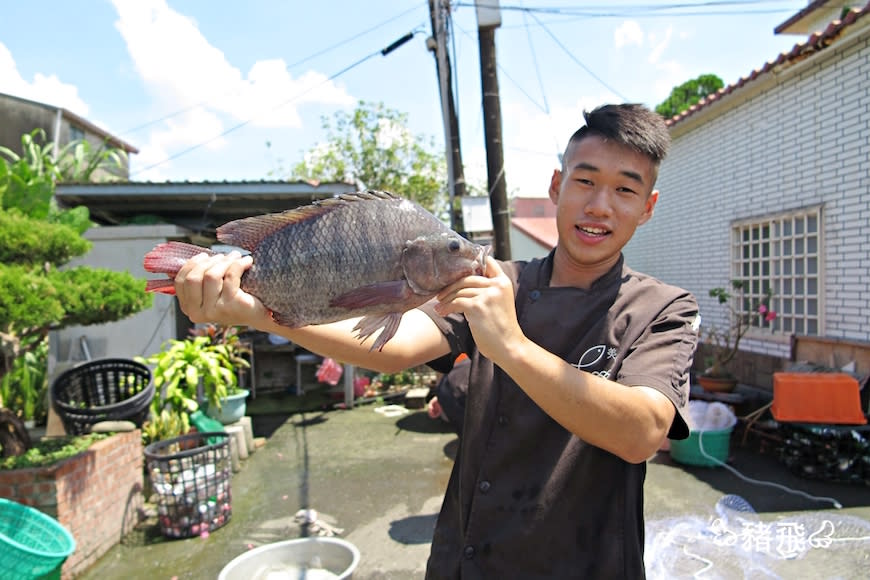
[69,125,85,142]
[731,206,822,336]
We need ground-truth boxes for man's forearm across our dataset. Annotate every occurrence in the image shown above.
[495,338,674,463]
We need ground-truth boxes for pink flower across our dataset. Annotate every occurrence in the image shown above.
[758,304,768,314]
[765,311,777,322]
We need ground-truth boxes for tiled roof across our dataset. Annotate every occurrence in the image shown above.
[512,216,558,250]
[774,0,830,34]
[666,2,870,127]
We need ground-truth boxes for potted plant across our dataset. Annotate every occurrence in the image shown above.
[139,325,251,433]
[0,336,49,429]
[699,280,777,393]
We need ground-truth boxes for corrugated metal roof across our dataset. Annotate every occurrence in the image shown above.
[55,180,358,236]
[666,2,870,127]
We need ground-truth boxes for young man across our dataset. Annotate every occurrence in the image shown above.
[173,103,698,578]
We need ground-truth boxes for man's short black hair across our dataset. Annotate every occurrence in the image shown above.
[564,104,671,171]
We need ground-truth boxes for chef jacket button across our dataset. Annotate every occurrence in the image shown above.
[478,480,491,493]
[498,415,508,426]
[464,545,475,559]
[530,290,541,300]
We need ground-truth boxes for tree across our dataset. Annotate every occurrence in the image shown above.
[283,101,447,216]
[0,131,152,452]
[655,74,724,120]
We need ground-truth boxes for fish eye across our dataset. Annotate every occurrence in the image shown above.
[448,239,461,252]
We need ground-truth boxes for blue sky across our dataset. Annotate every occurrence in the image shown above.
[1,0,810,197]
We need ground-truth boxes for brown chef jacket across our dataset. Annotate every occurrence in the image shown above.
[422,252,698,579]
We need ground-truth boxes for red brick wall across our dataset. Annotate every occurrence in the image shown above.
[0,430,144,578]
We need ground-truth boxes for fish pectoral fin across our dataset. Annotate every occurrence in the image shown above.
[270,310,303,328]
[353,313,402,351]
[329,281,411,309]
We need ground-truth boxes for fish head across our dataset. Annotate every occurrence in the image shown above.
[402,233,488,294]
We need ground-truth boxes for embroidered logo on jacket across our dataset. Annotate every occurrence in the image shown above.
[572,344,617,379]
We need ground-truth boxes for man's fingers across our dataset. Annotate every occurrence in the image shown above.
[484,256,503,278]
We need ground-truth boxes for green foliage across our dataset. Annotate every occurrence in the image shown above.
[0,336,49,422]
[0,129,126,234]
[285,100,447,215]
[141,408,191,447]
[703,280,776,378]
[49,267,152,327]
[655,74,725,120]
[0,130,149,415]
[0,210,90,265]
[0,433,108,470]
[138,325,250,445]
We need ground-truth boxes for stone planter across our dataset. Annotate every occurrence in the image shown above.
[0,430,144,579]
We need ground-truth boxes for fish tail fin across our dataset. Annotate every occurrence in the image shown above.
[143,241,214,294]
[145,279,177,295]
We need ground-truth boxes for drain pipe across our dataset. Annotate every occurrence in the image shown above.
[52,108,63,161]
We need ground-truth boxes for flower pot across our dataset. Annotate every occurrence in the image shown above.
[698,375,737,393]
[205,389,249,425]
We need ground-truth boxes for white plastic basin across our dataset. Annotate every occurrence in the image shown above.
[218,537,360,580]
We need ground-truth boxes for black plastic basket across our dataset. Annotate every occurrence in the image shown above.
[51,358,155,435]
[144,432,232,539]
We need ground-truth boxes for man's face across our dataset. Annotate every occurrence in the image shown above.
[549,135,658,276]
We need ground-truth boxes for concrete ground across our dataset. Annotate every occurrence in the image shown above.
[80,402,870,580]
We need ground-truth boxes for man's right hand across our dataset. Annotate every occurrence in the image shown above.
[174,251,268,328]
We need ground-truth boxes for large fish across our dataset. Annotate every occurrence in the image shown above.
[143,190,488,350]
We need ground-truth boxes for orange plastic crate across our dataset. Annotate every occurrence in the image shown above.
[771,372,867,425]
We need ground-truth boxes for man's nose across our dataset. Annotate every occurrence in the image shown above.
[585,188,612,216]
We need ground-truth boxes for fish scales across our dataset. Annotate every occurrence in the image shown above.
[240,193,444,324]
[144,191,487,350]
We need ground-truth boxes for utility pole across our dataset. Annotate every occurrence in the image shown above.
[428,0,467,233]
[476,1,511,260]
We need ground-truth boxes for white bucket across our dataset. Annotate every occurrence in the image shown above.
[218,537,360,580]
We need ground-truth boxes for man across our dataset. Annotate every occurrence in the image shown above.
[174,103,698,578]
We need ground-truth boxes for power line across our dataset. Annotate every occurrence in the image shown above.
[130,31,420,178]
[458,1,800,18]
[118,4,427,139]
[527,10,629,101]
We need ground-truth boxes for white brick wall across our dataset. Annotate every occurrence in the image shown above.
[625,32,870,349]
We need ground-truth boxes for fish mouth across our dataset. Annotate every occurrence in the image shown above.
[473,245,491,275]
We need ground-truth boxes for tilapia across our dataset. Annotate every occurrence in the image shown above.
[143,190,488,350]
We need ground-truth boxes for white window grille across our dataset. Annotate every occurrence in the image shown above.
[731,206,822,336]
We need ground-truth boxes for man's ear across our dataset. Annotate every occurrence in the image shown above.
[639,190,659,225]
[548,169,562,204]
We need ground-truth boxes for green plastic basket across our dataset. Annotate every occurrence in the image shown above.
[0,498,76,579]
[669,427,733,467]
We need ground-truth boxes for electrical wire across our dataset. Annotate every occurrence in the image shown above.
[130,31,421,178]
[527,10,629,101]
[118,4,427,139]
[458,1,801,18]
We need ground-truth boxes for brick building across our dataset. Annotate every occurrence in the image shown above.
[623,2,870,387]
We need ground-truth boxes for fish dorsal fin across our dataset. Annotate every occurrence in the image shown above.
[216,190,398,251]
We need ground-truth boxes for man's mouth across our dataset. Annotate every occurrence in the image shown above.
[577,225,609,237]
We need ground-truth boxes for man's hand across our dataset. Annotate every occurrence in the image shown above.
[174,251,268,327]
[434,257,525,363]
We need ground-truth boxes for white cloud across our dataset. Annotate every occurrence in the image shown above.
[0,41,90,116]
[131,106,226,180]
[647,26,673,65]
[109,0,356,177]
[472,98,615,200]
[110,0,354,133]
[614,21,644,49]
